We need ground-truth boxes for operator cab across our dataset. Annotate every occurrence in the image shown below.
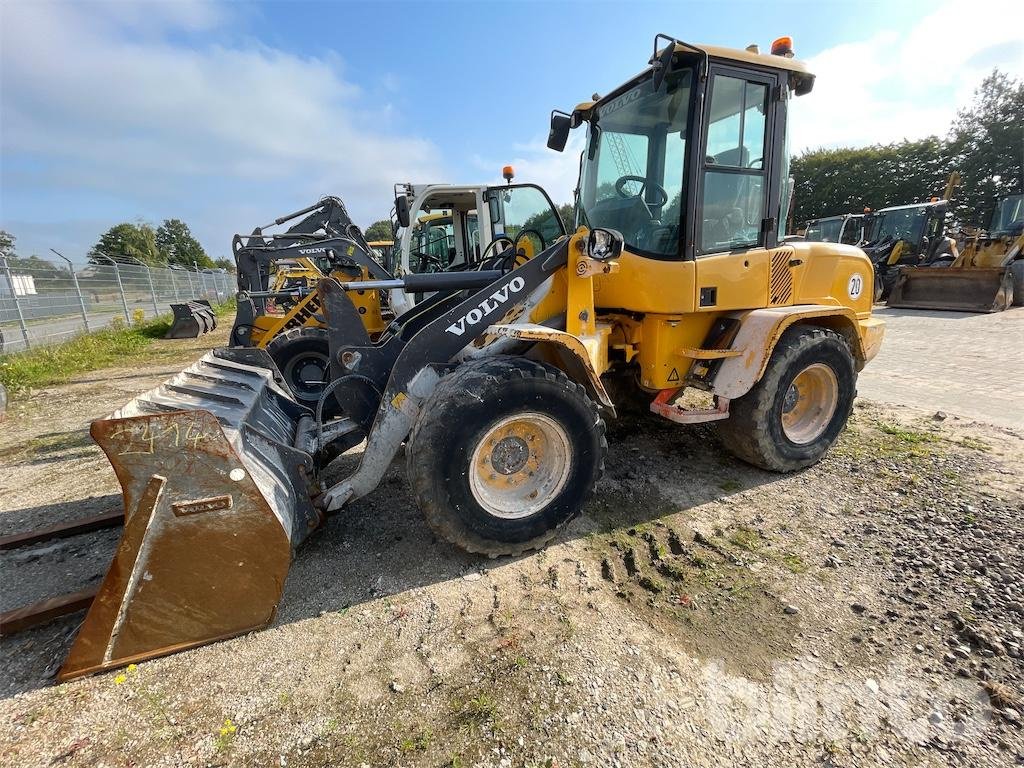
[549,35,814,264]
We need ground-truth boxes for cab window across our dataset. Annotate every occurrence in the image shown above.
[701,74,770,254]
[487,185,565,255]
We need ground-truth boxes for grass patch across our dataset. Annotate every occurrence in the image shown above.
[0,299,234,397]
[876,422,939,445]
[728,526,761,552]
[779,553,808,574]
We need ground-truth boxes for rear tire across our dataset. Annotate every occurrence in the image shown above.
[1010,260,1024,307]
[407,357,606,557]
[716,326,856,472]
[265,326,330,408]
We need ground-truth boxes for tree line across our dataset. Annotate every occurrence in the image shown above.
[89,219,233,270]
[791,70,1023,229]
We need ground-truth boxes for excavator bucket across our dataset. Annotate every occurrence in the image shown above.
[887,266,1013,313]
[58,348,321,681]
[164,300,218,339]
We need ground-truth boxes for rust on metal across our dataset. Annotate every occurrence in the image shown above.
[0,589,98,637]
[0,511,124,551]
[650,388,730,424]
[171,495,233,517]
[58,408,294,681]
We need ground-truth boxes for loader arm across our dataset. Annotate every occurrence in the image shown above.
[318,237,574,511]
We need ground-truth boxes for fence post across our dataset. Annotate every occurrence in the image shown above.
[96,253,132,325]
[1,255,32,350]
[169,270,179,301]
[50,249,90,333]
[186,269,196,298]
[144,264,160,317]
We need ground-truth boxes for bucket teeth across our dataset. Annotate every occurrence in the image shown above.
[59,348,321,680]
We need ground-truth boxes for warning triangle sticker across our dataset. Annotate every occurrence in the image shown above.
[667,368,680,382]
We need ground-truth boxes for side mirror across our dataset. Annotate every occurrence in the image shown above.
[547,111,571,152]
[586,227,623,262]
[395,195,410,228]
[652,44,675,92]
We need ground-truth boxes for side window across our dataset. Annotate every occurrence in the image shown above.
[491,186,565,251]
[701,74,770,254]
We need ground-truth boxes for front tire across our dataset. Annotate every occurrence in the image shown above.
[265,326,330,407]
[407,357,606,557]
[716,326,856,472]
[1010,260,1024,307]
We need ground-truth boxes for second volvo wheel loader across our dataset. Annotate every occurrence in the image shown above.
[59,34,884,681]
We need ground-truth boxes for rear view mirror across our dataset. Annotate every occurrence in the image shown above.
[652,44,675,92]
[395,195,410,228]
[547,112,571,152]
[586,227,623,261]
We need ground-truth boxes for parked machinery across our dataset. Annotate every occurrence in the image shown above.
[888,192,1024,312]
[58,35,884,681]
[803,213,865,246]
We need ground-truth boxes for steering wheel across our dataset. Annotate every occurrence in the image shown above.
[477,235,515,268]
[614,175,669,208]
[411,250,444,273]
[511,228,546,265]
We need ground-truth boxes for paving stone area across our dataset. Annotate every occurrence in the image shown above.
[858,306,1024,429]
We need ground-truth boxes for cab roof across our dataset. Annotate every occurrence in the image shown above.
[574,40,815,117]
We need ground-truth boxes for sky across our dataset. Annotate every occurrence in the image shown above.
[1,0,1022,263]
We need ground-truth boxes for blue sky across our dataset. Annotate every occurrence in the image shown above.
[1,0,1021,262]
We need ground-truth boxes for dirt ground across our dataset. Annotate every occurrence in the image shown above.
[1,322,1022,767]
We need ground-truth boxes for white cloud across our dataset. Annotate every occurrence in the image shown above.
[0,1,445,257]
[791,0,1024,151]
[470,133,587,207]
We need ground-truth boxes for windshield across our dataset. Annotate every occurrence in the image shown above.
[864,207,927,245]
[805,218,843,243]
[989,194,1024,235]
[579,67,693,258]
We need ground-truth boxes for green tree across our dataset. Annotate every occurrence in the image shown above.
[155,219,212,268]
[947,69,1024,226]
[213,257,235,272]
[555,203,575,231]
[0,229,14,260]
[790,137,954,228]
[364,219,394,241]
[89,222,162,265]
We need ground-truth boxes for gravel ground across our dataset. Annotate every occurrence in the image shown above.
[1,323,1022,767]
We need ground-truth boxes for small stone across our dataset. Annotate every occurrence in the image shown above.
[928,710,944,725]
[462,572,482,582]
[851,603,867,614]
[390,681,404,693]
[1001,708,1020,725]
[784,605,800,615]
[914,644,925,653]
[932,411,947,421]
[865,679,879,694]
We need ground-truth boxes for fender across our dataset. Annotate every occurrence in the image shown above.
[709,305,884,400]
[485,322,615,414]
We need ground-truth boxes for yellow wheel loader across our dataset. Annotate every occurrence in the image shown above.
[888,193,1024,312]
[59,34,884,681]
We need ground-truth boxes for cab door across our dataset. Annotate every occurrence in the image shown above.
[693,67,782,311]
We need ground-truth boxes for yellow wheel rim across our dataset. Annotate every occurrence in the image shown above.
[468,412,572,519]
[780,363,839,444]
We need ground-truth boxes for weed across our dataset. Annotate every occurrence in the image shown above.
[728,527,761,552]
[214,719,237,752]
[877,422,938,444]
[780,553,807,573]
[958,436,991,452]
[718,479,742,492]
[399,728,432,753]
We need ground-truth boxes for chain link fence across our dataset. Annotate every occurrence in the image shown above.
[0,255,234,354]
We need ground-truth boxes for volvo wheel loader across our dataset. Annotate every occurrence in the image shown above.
[231,180,566,405]
[888,192,1024,312]
[58,34,884,681]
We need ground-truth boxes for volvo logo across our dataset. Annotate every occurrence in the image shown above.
[445,277,526,337]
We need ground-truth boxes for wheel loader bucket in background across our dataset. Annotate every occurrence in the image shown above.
[58,348,321,681]
[887,266,1013,313]
[164,299,217,339]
